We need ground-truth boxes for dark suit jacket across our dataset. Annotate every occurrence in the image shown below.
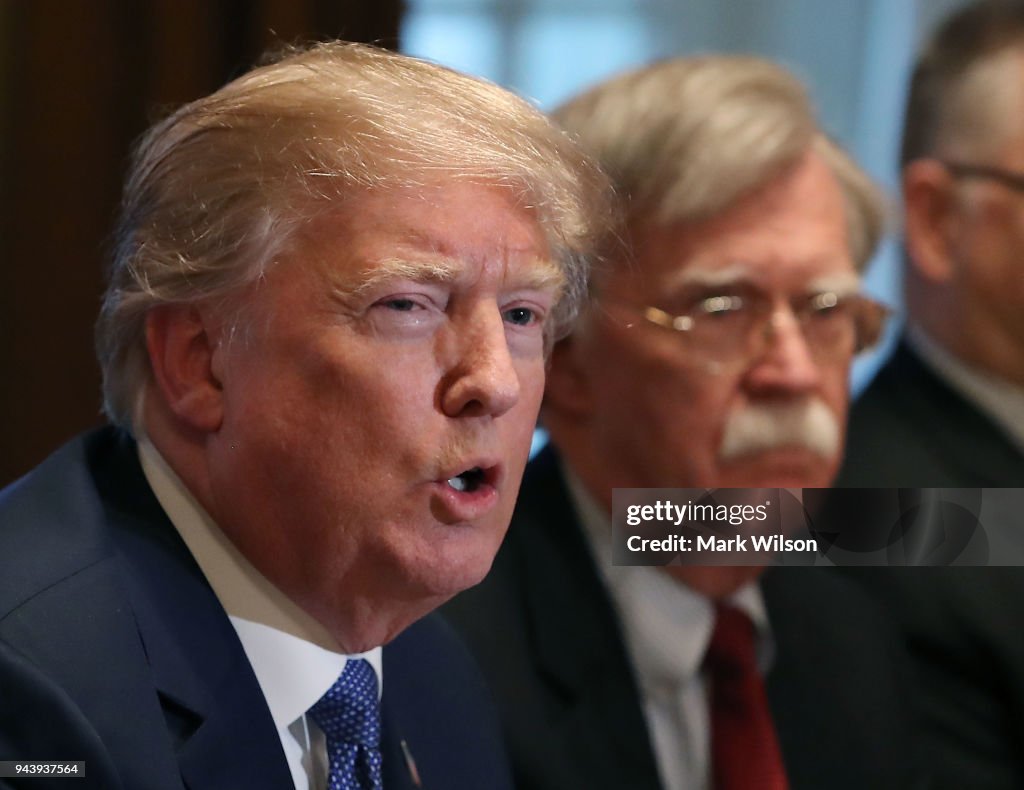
[0,428,513,790]
[444,447,923,790]
[837,338,1024,789]
[839,339,1024,487]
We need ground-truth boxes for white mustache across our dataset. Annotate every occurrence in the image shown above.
[718,398,840,462]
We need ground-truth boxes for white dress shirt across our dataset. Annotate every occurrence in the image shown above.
[138,439,382,790]
[564,466,773,790]
[909,327,1024,455]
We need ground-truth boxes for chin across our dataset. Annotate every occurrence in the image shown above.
[401,562,493,612]
[400,528,503,600]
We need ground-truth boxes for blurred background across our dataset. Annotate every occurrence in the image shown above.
[0,0,970,485]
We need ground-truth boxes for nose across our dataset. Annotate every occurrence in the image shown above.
[743,309,822,395]
[439,308,521,419]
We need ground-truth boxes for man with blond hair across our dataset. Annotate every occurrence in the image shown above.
[446,56,922,790]
[0,42,611,789]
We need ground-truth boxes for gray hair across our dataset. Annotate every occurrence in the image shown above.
[97,41,614,431]
[552,55,884,273]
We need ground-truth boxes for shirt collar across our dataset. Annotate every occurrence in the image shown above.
[137,438,383,731]
[562,461,772,693]
[908,326,1024,454]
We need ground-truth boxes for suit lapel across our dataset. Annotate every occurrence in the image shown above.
[94,431,293,790]
[379,714,418,789]
[512,449,663,789]
[887,341,1024,485]
[125,569,291,790]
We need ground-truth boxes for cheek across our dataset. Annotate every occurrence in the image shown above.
[965,205,1024,287]
[598,343,734,455]
[688,377,745,461]
[225,336,356,421]
[821,365,852,417]
[993,224,1024,300]
[231,345,440,486]
[312,341,441,420]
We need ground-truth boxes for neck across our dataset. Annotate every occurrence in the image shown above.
[910,309,1024,386]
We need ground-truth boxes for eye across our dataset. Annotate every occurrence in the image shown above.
[380,297,420,312]
[806,291,848,320]
[503,306,538,327]
[365,292,444,336]
[698,294,745,318]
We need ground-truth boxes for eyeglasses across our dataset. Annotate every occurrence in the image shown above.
[941,161,1024,193]
[605,285,889,370]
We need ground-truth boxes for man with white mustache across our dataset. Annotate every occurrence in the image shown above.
[445,56,924,790]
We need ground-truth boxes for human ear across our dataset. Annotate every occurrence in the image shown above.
[902,159,960,283]
[144,305,224,433]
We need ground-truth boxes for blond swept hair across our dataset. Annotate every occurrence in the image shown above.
[553,55,884,273]
[96,41,614,430]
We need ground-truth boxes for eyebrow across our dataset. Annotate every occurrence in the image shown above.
[667,263,755,289]
[667,265,861,296]
[806,272,861,296]
[352,258,460,294]
[351,256,566,295]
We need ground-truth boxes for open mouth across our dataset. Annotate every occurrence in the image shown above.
[446,467,486,493]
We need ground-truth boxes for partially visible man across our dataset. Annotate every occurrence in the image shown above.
[837,2,1024,787]
[0,42,612,790]
[839,0,1024,486]
[445,56,922,790]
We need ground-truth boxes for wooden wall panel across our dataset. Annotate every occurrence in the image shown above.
[0,0,402,485]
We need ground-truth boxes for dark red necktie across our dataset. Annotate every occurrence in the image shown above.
[705,604,788,790]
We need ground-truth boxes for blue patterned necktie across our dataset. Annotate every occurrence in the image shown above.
[307,658,384,790]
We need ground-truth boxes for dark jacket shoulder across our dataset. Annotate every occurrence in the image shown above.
[839,339,1024,486]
